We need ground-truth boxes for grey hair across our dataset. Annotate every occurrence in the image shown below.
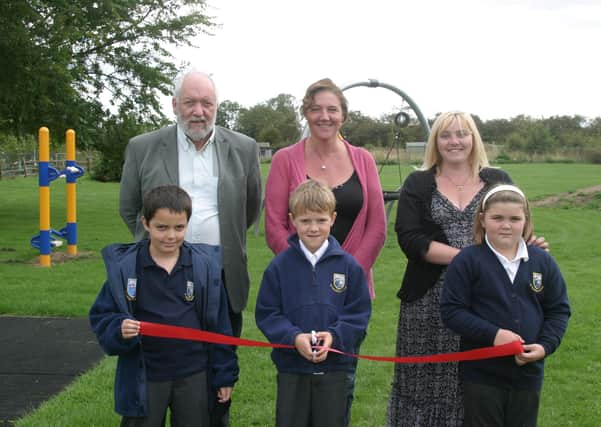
[172,68,219,104]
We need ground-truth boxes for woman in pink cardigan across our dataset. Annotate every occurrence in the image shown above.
[264,78,386,298]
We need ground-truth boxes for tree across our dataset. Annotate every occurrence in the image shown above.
[0,0,215,147]
[480,118,512,143]
[525,124,556,154]
[542,115,585,147]
[217,100,244,131]
[265,94,300,146]
[237,94,300,148]
[342,111,389,147]
[91,107,155,182]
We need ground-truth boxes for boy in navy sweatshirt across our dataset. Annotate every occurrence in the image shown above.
[90,185,238,427]
[256,179,371,427]
[441,184,570,427]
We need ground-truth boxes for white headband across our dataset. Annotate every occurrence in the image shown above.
[482,184,526,207]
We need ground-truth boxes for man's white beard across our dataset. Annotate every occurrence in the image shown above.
[178,115,216,142]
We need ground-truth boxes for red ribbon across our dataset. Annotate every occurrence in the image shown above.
[139,321,524,364]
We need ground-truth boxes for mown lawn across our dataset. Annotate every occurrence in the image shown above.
[1,163,599,426]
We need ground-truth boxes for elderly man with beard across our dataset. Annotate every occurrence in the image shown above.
[118,69,261,425]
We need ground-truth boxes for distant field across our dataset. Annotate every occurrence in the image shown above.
[2,163,600,426]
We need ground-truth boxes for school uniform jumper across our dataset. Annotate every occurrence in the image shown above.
[255,234,371,426]
[441,243,570,391]
[89,240,238,418]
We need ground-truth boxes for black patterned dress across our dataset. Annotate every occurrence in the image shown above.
[386,187,487,427]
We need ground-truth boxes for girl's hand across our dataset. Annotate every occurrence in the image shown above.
[515,343,546,366]
[493,328,523,346]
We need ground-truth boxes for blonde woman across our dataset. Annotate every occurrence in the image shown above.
[387,111,511,426]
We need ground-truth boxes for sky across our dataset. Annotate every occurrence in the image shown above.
[161,0,601,121]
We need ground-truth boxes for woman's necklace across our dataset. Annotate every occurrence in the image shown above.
[309,139,333,170]
[441,174,471,191]
[315,151,327,170]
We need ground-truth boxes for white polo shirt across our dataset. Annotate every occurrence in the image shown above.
[485,235,529,283]
[299,239,329,266]
[177,126,221,245]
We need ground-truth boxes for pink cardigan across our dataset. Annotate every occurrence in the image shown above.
[264,138,387,298]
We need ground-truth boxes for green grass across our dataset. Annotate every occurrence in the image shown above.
[2,163,600,426]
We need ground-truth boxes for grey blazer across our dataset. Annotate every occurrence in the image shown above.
[119,124,262,313]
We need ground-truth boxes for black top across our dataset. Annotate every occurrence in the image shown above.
[394,166,512,302]
[331,172,363,245]
[136,243,207,380]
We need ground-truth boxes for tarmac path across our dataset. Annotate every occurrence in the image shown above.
[0,316,104,426]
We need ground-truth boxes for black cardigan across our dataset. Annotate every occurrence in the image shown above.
[394,166,512,302]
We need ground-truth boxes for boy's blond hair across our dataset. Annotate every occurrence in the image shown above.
[288,180,336,217]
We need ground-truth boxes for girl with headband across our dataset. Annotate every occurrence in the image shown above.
[441,184,570,427]
[387,111,549,426]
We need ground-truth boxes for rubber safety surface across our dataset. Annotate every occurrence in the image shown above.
[0,316,104,426]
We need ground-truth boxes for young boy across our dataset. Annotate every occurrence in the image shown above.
[90,185,238,427]
[255,180,372,427]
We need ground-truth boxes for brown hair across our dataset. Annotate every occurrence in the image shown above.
[300,78,348,121]
[142,185,192,222]
[473,185,533,244]
[289,180,336,217]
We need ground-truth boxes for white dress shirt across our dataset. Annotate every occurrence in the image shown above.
[177,126,221,245]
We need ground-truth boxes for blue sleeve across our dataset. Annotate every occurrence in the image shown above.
[89,281,140,355]
[537,252,571,356]
[328,260,371,352]
[255,264,303,346]
[208,284,239,389]
[440,250,499,345]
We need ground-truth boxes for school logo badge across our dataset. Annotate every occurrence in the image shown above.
[184,281,195,302]
[330,273,347,293]
[530,272,544,293]
[126,278,137,301]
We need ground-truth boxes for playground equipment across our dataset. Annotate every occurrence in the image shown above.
[30,127,85,266]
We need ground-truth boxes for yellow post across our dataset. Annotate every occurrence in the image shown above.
[65,129,77,255]
[39,127,51,267]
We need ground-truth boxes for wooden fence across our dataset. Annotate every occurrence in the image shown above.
[0,153,93,180]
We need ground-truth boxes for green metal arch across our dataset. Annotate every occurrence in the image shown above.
[340,79,431,137]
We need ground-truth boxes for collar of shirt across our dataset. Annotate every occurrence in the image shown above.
[299,239,329,267]
[177,124,216,153]
[139,241,192,271]
[485,235,529,283]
